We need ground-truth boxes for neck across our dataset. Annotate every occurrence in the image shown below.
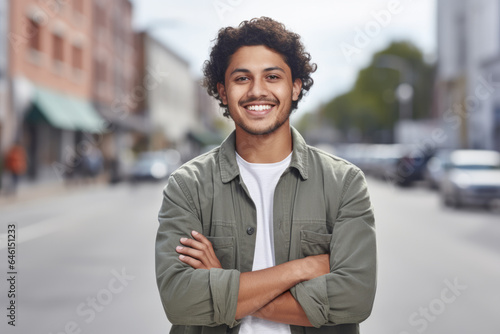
[235,122,293,163]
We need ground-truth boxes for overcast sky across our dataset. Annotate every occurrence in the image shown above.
[132,0,437,116]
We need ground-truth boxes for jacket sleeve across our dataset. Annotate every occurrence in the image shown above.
[155,173,241,327]
[290,168,377,327]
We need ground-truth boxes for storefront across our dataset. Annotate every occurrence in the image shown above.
[23,86,106,181]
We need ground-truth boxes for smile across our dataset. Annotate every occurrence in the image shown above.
[245,104,274,111]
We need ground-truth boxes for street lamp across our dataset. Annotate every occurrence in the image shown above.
[395,82,414,119]
[376,54,414,120]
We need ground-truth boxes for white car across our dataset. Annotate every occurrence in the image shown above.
[424,149,453,189]
[440,150,500,208]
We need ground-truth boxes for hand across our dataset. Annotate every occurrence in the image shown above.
[176,231,222,269]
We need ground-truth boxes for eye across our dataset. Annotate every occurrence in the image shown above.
[267,74,280,80]
[235,76,249,82]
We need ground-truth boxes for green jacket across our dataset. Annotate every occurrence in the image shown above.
[156,127,377,334]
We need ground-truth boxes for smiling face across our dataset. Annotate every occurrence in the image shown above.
[217,45,302,136]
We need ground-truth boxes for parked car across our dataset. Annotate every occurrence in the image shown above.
[356,144,407,178]
[393,146,434,187]
[423,149,453,189]
[440,150,500,208]
[338,143,428,185]
[129,150,181,182]
[364,144,432,186]
[335,144,372,172]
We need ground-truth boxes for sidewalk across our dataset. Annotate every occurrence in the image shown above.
[0,174,109,207]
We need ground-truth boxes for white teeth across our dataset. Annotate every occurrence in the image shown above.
[247,105,272,111]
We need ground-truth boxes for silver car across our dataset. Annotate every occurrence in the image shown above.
[440,150,500,208]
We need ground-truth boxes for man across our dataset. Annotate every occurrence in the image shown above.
[4,141,27,195]
[156,17,376,334]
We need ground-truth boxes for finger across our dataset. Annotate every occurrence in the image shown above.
[177,245,217,269]
[176,246,205,261]
[191,231,215,252]
[180,237,206,251]
[191,230,210,244]
[179,234,222,269]
[179,254,204,269]
[191,231,218,258]
[180,237,217,261]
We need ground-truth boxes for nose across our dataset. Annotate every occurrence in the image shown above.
[248,78,268,98]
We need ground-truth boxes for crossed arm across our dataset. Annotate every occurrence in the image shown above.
[176,230,330,326]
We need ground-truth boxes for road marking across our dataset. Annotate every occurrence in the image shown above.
[0,199,114,250]
[0,216,72,250]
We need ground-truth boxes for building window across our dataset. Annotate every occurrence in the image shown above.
[96,5,106,29]
[52,34,64,62]
[72,45,83,70]
[73,0,84,14]
[94,59,107,93]
[28,18,41,51]
[94,4,107,40]
[99,61,107,84]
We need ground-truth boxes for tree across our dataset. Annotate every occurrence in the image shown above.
[320,41,435,143]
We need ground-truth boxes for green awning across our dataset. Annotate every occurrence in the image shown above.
[29,86,105,133]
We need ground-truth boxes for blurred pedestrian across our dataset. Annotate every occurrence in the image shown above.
[4,142,27,195]
[81,145,103,183]
[155,17,376,334]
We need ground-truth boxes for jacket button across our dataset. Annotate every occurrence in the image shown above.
[246,227,255,235]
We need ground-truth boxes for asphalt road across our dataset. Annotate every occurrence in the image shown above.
[361,178,500,334]
[0,182,171,334]
[0,177,499,334]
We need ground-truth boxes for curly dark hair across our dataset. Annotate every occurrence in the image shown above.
[203,17,317,117]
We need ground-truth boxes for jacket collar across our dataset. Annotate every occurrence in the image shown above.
[219,126,309,183]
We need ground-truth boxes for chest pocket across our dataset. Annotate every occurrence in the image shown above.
[206,236,235,269]
[300,230,332,257]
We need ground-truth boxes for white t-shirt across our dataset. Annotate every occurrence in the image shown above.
[236,152,292,334]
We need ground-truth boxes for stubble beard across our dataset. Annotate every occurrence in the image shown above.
[230,98,294,136]
[235,109,292,136]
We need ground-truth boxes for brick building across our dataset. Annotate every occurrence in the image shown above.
[90,0,140,182]
[0,0,8,155]
[7,0,105,181]
[4,0,140,184]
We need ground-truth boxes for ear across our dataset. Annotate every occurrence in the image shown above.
[217,82,228,105]
[292,78,302,101]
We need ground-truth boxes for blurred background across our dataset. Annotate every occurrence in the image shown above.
[0,0,499,333]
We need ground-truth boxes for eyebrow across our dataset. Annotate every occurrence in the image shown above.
[229,66,286,76]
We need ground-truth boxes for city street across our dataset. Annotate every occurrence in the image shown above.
[0,182,171,334]
[1,177,499,334]
[361,178,500,334]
